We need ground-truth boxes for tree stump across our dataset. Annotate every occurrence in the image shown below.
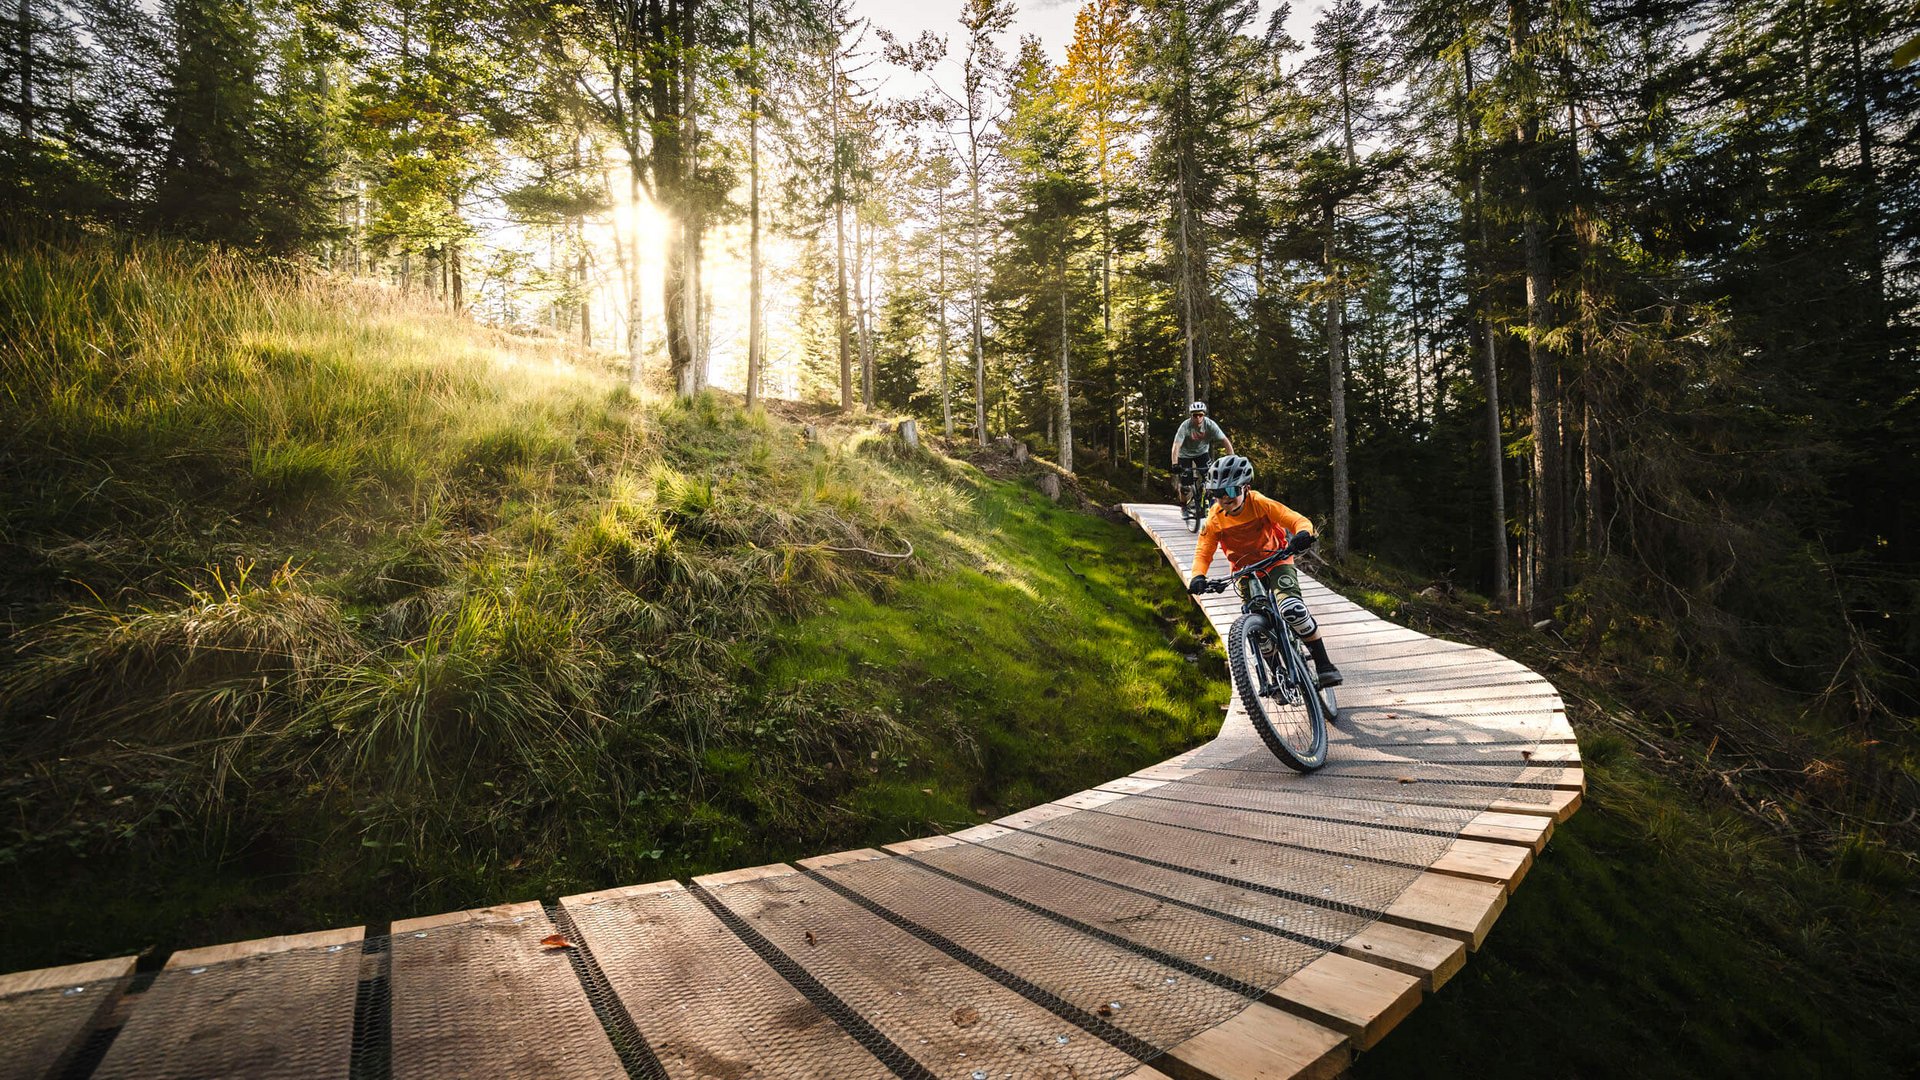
[899,419,919,450]
[802,424,818,444]
[1012,442,1029,464]
[1037,473,1061,501]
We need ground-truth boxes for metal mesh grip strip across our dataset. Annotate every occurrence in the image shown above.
[1074,802,1460,876]
[799,869,1162,1062]
[543,904,672,1080]
[1014,827,1387,920]
[898,855,1271,999]
[687,884,937,1080]
[946,837,1346,952]
[1122,787,1467,840]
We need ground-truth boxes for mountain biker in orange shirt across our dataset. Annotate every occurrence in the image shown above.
[1185,455,1342,688]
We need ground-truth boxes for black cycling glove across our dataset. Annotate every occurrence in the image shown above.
[1290,531,1317,554]
[1188,574,1209,594]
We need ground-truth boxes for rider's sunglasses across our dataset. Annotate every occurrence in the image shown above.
[1213,486,1242,502]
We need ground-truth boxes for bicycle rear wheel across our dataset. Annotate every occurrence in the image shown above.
[1228,612,1328,771]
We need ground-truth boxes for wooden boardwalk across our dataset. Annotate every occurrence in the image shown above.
[0,503,1578,1080]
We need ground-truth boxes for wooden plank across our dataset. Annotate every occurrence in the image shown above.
[898,840,1328,996]
[561,881,890,1079]
[817,854,1261,1052]
[703,862,1145,1078]
[93,927,363,1080]
[0,956,135,1080]
[1071,793,1528,890]
[696,862,803,887]
[1150,764,1570,820]
[167,925,364,967]
[796,847,890,870]
[1382,875,1507,949]
[1336,922,1467,991]
[1340,685,1565,710]
[388,902,625,1079]
[1102,776,1176,795]
[1334,706,1568,734]
[1152,1000,1349,1080]
[1314,762,1584,793]
[1264,951,1422,1050]
[1054,788,1133,811]
[999,804,1421,944]
[883,834,965,855]
[1101,775,1552,852]
[1466,810,1555,850]
[953,826,1385,976]
[561,879,686,907]
[0,955,136,997]
[1312,742,1581,767]
[391,899,541,934]
[1489,788,1582,821]
[1431,839,1533,892]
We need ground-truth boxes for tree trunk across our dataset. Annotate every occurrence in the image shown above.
[938,193,953,437]
[969,143,988,445]
[1460,39,1511,606]
[745,0,763,407]
[679,43,705,398]
[653,0,699,398]
[577,240,590,346]
[1058,252,1074,474]
[17,0,33,142]
[1847,12,1887,339]
[625,166,645,393]
[1324,200,1351,560]
[1513,0,1565,615]
[832,54,853,410]
[854,220,873,407]
[1175,181,1198,405]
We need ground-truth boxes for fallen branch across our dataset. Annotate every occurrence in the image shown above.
[817,539,915,561]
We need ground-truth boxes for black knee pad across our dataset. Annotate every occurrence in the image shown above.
[1278,595,1317,638]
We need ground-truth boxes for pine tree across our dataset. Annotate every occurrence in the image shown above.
[997,36,1099,472]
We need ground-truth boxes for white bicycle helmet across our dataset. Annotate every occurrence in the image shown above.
[1188,401,1208,413]
[1205,454,1253,496]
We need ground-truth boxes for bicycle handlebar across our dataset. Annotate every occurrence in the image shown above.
[1193,542,1302,594]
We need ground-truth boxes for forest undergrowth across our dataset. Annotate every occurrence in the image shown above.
[0,239,1224,971]
[1311,556,1920,1078]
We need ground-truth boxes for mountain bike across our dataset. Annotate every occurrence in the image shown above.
[1176,456,1212,533]
[1194,544,1337,772]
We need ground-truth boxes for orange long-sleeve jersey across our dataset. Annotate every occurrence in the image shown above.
[1189,490,1314,578]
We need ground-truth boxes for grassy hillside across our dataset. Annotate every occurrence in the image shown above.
[0,240,1225,971]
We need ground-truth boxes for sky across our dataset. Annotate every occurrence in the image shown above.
[856,0,1326,100]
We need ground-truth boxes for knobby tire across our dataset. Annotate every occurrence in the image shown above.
[1228,612,1329,772]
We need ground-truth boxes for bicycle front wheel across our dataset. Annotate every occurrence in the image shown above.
[1186,483,1204,533]
[1228,613,1329,772]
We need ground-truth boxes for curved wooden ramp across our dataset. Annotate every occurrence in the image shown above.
[0,502,1577,1080]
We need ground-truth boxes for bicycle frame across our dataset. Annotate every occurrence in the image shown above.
[1232,571,1308,706]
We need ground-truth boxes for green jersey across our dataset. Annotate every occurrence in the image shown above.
[1174,416,1227,459]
